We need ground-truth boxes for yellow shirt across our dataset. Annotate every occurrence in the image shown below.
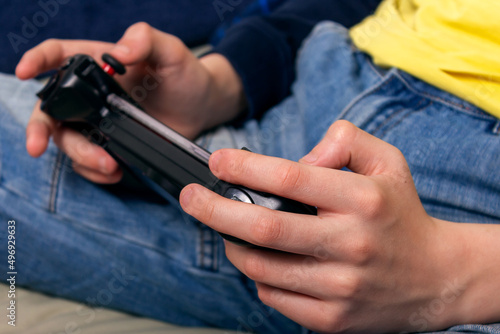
[350,0,500,119]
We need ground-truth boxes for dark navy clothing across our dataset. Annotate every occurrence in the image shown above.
[0,0,256,73]
[212,0,382,120]
[2,0,381,119]
[0,21,499,332]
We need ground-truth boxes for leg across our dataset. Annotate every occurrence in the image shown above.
[208,21,500,224]
[0,73,300,333]
[204,22,500,333]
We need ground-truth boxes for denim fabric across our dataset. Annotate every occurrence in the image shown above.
[0,74,301,333]
[1,21,499,333]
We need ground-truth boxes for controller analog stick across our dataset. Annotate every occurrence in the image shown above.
[102,53,126,76]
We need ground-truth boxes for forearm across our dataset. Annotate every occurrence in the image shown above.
[198,54,246,131]
[445,220,500,326]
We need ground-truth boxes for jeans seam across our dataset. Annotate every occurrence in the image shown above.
[394,71,498,121]
[375,99,431,139]
[493,120,500,135]
[371,107,405,137]
[48,150,65,213]
[212,231,219,272]
[198,224,206,269]
[338,72,398,123]
[1,183,185,265]
[361,51,386,80]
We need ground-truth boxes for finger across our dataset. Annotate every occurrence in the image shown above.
[225,242,337,299]
[52,126,120,175]
[181,183,377,261]
[26,101,57,157]
[16,39,113,80]
[208,148,372,211]
[255,283,344,334]
[180,184,324,254]
[109,22,191,68]
[107,22,194,95]
[300,120,408,176]
[72,163,123,184]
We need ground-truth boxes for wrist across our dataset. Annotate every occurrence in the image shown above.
[199,53,247,131]
[448,221,500,325]
[429,219,500,329]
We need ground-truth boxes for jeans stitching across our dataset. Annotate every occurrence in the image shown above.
[213,233,219,272]
[359,50,386,80]
[199,224,206,269]
[375,99,431,139]
[338,72,399,124]
[48,150,65,213]
[394,71,498,121]
[493,120,500,135]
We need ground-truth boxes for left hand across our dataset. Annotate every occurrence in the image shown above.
[180,121,465,333]
[17,22,244,184]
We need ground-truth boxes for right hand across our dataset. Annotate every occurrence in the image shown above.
[16,22,245,184]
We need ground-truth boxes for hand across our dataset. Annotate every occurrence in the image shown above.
[180,121,496,333]
[16,22,245,183]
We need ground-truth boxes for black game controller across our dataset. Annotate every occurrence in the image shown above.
[36,53,317,247]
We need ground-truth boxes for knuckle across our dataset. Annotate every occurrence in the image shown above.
[129,21,153,35]
[336,271,365,299]
[71,141,94,165]
[221,151,249,181]
[242,254,266,281]
[320,268,365,301]
[349,236,376,265]
[390,147,412,179]
[256,285,272,305]
[391,146,406,164]
[199,196,217,223]
[249,215,284,246]
[256,285,287,309]
[314,304,351,333]
[327,120,358,144]
[256,284,280,308]
[360,182,387,219]
[43,38,61,48]
[276,162,304,192]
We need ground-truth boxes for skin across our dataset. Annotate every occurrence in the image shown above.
[181,122,500,333]
[16,22,245,183]
[16,22,500,334]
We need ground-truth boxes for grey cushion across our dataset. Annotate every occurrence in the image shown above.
[0,284,235,334]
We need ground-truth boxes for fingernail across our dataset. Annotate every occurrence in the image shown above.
[180,186,193,209]
[300,152,318,164]
[99,156,109,174]
[209,151,222,174]
[26,128,38,151]
[113,44,130,55]
[26,131,33,147]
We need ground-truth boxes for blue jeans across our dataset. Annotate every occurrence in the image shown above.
[1,22,499,333]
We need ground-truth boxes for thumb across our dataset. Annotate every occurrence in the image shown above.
[299,120,406,176]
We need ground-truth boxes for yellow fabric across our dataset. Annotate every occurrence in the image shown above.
[350,0,500,119]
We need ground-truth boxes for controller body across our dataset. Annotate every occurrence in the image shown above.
[37,54,316,247]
